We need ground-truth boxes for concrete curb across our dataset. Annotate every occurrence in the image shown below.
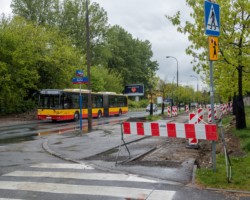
[42,139,81,164]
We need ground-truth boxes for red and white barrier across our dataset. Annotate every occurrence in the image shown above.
[189,113,198,124]
[230,102,233,112]
[197,108,203,123]
[214,106,218,120]
[122,122,218,141]
[188,108,204,146]
[221,104,227,114]
[208,108,212,123]
[189,113,199,145]
[167,106,171,117]
[189,108,204,124]
[172,106,178,116]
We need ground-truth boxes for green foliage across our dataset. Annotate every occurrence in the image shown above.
[166,0,250,100]
[0,17,82,113]
[146,115,162,121]
[81,66,124,93]
[11,0,109,63]
[11,0,56,25]
[157,77,210,105]
[1,0,159,114]
[196,155,250,191]
[103,25,159,90]
[128,99,149,109]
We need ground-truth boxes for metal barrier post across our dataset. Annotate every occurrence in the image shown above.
[115,123,131,165]
[218,119,232,182]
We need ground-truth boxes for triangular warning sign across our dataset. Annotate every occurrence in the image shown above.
[206,5,220,32]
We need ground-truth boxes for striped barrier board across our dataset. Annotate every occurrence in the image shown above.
[122,122,218,141]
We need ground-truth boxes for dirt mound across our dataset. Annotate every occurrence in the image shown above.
[195,117,246,168]
[0,110,37,121]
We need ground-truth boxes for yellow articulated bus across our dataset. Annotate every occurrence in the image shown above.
[37,89,128,121]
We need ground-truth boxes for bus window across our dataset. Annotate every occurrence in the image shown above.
[72,94,79,109]
[82,94,88,108]
[63,95,73,109]
[96,96,103,108]
[92,94,103,108]
[39,95,61,109]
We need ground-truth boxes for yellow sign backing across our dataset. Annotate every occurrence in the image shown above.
[208,36,219,61]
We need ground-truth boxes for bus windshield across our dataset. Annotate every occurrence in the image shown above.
[39,94,62,109]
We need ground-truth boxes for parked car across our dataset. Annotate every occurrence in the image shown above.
[146,104,158,112]
[190,102,198,108]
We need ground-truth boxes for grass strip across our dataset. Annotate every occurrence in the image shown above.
[196,106,250,191]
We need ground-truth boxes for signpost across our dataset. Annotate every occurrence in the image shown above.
[72,70,88,132]
[204,0,220,172]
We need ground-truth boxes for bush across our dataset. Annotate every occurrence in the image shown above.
[128,99,149,109]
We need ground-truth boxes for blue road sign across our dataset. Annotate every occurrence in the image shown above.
[204,1,220,36]
[76,70,84,77]
[72,77,88,84]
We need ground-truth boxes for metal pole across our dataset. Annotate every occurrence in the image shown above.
[210,60,216,172]
[79,84,82,132]
[86,0,92,131]
[166,56,178,108]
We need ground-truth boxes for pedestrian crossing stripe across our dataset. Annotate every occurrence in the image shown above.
[206,4,220,32]
[0,163,177,199]
[31,163,94,170]
[4,171,157,183]
[0,181,176,200]
[0,199,24,200]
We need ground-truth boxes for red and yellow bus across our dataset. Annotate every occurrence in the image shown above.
[37,89,128,121]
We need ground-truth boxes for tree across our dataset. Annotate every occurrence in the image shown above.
[166,0,249,129]
[103,25,159,91]
[81,66,124,93]
[158,79,167,114]
[0,16,83,114]
[11,0,109,65]
[11,0,57,25]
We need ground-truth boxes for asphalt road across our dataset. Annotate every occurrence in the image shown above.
[0,111,248,199]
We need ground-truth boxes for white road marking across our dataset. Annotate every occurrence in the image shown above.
[0,181,175,200]
[4,171,157,183]
[0,199,24,200]
[31,163,94,170]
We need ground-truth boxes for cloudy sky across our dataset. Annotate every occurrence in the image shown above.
[0,0,203,90]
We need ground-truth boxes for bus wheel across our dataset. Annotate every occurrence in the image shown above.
[118,109,122,116]
[97,110,102,118]
[74,112,79,121]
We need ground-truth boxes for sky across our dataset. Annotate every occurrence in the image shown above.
[0,0,203,91]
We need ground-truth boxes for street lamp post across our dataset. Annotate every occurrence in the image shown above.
[190,75,198,91]
[166,56,178,108]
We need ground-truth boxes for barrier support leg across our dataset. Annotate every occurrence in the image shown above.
[218,121,232,182]
[115,123,131,165]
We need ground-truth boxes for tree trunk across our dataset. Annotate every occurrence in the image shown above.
[161,102,165,115]
[235,66,246,129]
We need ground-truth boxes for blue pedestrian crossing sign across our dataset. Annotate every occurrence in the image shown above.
[204,1,220,36]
